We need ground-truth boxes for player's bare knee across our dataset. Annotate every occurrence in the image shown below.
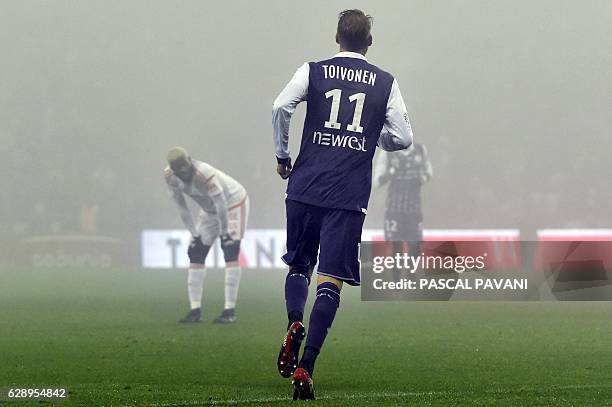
[316,275,343,290]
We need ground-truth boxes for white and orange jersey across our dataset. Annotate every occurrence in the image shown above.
[164,160,247,237]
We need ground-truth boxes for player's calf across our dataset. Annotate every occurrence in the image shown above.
[218,244,242,324]
[182,238,209,321]
[285,266,311,327]
[182,261,207,323]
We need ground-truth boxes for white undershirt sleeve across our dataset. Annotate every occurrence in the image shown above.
[378,78,413,152]
[272,63,310,159]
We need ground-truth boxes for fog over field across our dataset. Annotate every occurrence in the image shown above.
[1,4,611,405]
[2,0,611,251]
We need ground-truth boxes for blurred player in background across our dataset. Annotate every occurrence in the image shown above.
[272,9,413,399]
[374,143,432,257]
[164,147,249,324]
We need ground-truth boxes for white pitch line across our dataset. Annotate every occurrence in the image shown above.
[147,384,612,406]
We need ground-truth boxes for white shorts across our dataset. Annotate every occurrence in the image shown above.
[197,195,249,246]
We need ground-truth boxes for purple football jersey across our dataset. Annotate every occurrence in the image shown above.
[286,56,394,213]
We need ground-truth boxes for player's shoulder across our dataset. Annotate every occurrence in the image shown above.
[192,160,220,185]
[364,60,393,80]
[192,159,213,175]
[367,62,395,91]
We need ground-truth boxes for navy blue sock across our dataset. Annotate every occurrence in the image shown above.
[299,346,319,376]
[285,268,310,326]
[301,282,341,374]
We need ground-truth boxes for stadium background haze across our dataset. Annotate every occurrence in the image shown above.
[1,2,611,405]
[2,0,612,250]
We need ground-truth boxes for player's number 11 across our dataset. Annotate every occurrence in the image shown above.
[324,89,366,133]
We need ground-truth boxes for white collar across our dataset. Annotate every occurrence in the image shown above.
[333,51,368,62]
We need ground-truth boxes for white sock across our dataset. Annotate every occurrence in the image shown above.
[187,268,206,309]
[224,266,242,310]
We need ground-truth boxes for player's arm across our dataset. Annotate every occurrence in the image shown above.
[206,176,230,237]
[272,63,309,179]
[372,151,391,188]
[206,178,238,249]
[378,78,413,152]
[421,144,433,184]
[167,185,198,237]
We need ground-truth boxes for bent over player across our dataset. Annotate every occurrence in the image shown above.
[164,147,249,324]
[271,10,413,399]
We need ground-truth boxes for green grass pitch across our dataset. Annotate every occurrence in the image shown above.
[1,267,610,406]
